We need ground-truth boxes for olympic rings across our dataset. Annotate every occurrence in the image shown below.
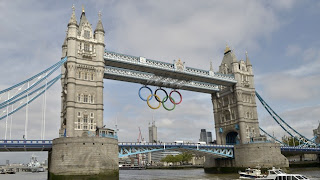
[139,86,153,101]
[162,96,176,111]
[155,88,168,103]
[138,85,183,111]
[169,90,182,105]
[147,94,161,110]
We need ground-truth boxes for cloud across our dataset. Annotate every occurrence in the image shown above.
[285,44,302,57]
[0,0,316,163]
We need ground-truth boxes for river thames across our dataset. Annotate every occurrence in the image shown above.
[0,168,319,180]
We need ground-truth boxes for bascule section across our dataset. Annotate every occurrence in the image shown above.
[212,46,264,145]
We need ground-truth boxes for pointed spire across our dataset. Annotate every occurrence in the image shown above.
[224,43,231,55]
[246,51,252,66]
[79,5,88,25]
[68,4,77,26]
[210,61,213,71]
[95,11,105,33]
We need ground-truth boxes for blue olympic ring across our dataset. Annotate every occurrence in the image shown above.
[138,86,153,101]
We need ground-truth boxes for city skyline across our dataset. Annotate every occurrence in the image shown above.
[0,0,320,163]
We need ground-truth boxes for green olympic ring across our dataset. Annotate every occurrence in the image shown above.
[162,96,176,111]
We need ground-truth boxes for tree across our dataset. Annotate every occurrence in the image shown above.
[160,152,193,165]
[282,136,300,146]
[181,152,193,163]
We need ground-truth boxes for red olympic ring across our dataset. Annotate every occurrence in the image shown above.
[169,90,182,105]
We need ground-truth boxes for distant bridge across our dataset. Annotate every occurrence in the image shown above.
[1,140,319,158]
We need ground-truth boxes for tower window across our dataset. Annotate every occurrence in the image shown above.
[91,73,94,81]
[77,94,81,102]
[84,95,88,103]
[84,43,90,51]
[78,72,81,79]
[84,30,90,39]
[83,115,88,123]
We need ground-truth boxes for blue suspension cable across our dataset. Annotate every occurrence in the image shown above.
[0,57,67,95]
[255,91,315,146]
[0,77,59,110]
[259,127,287,146]
[0,75,61,121]
[0,57,66,107]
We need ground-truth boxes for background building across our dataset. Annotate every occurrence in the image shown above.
[199,129,213,144]
[149,121,157,143]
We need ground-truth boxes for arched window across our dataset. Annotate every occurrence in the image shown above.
[91,73,94,81]
[78,72,81,79]
[88,95,91,103]
[80,94,84,102]
[84,95,88,103]
[84,73,88,80]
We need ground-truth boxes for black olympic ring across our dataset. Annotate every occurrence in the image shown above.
[155,88,168,103]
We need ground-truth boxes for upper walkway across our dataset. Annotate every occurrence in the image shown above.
[104,51,237,93]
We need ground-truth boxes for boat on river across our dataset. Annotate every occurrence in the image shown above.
[239,167,310,180]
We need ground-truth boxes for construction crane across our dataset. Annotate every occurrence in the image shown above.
[137,127,144,143]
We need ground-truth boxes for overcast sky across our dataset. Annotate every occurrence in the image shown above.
[0,0,320,163]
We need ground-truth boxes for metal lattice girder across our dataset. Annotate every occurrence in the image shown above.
[0,140,52,152]
[281,146,320,154]
[118,143,234,158]
[104,51,237,87]
[104,66,220,93]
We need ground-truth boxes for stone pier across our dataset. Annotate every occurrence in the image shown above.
[48,137,119,180]
[204,142,289,173]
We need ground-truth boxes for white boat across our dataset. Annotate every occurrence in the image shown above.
[239,168,265,179]
[28,155,45,172]
[239,167,310,180]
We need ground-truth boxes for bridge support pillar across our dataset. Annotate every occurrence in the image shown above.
[204,143,289,173]
[48,137,119,180]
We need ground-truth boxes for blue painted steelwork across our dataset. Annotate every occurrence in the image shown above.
[0,140,52,151]
[0,75,61,121]
[0,57,67,109]
[0,57,67,95]
[256,91,318,147]
[1,140,320,156]
[259,127,288,146]
[118,142,234,158]
[104,51,237,84]
[281,146,320,153]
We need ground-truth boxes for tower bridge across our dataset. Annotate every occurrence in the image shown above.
[0,7,319,179]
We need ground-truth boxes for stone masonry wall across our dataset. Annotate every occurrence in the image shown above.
[49,137,118,177]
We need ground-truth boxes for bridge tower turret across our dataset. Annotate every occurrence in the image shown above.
[212,45,262,145]
[59,6,105,137]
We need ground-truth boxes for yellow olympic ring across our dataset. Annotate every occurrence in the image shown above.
[147,94,161,110]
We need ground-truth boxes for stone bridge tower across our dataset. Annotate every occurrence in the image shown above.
[212,46,261,145]
[60,7,105,137]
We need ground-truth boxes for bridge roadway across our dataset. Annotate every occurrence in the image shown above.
[0,140,319,158]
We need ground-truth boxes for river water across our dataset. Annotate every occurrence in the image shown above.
[0,168,319,180]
